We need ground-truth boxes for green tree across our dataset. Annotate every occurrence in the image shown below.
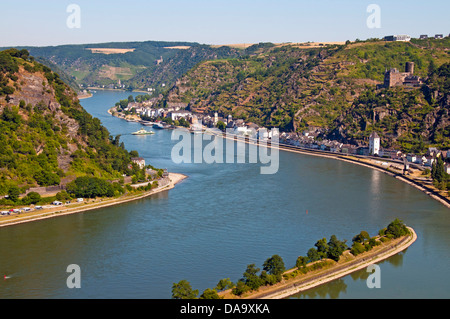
[350,241,365,256]
[8,185,20,202]
[215,278,235,291]
[242,264,263,291]
[216,120,226,130]
[296,256,308,269]
[327,235,348,261]
[431,156,447,184]
[307,247,321,262]
[171,280,198,299]
[232,280,251,296]
[352,231,370,244]
[315,238,329,259]
[56,190,71,201]
[262,254,285,277]
[199,288,221,299]
[22,192,41,205]
[260,270,278,286]
[385,219,409,239]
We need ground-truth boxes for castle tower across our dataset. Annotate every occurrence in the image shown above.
[405,62,414,74]
[214,112,218,125]
[369,132,381,156]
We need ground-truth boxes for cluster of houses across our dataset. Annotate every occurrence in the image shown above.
[118,97,450,173]
[384,33,448,42]
[281,129,450,172]
[118,99,279,140]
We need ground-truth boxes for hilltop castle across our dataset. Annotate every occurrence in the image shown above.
[383,62,422,88]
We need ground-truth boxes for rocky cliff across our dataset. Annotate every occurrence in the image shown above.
[0,49,136,195]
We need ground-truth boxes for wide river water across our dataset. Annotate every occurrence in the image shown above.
[0,90,448,299]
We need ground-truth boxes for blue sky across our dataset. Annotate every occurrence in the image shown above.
[1,0,449,46]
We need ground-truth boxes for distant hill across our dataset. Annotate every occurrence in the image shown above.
[0,48,140,196]
[1,41,247,94]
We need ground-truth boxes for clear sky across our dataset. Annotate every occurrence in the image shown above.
[1,0,449,47]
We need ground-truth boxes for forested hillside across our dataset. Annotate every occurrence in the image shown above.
[0,49,140,198]
[159,38,450,151]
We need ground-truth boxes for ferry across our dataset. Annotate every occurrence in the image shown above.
[132,129,155,135]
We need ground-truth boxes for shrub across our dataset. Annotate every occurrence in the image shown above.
[199,288,220,299]
[22,192,42,205]
[351,242,365,256]
[232,281,251,296]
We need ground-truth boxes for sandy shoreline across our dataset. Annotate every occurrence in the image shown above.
[0,173,187,228]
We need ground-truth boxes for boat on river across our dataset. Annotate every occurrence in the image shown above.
[153,123,165,129]
[132,129,155,135]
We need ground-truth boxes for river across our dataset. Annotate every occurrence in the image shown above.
[0,90,448,299]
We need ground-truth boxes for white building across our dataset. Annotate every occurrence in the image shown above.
[131,157,146,169]
[170,110,192,121]
[369,132,381,155]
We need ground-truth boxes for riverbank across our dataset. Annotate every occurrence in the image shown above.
[278,146,450,209]
[0,173,187,228]
[219,227,417,299]
[206,130,450,209]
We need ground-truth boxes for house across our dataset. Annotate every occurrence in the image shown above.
[435,34,444,39]
[341,144,358,155]
[422,156,435,167]
[384,35,411,42]
[131,157,146,169]
[406,154,417,163]
[419,35,428,39]
[357,147,370,156]
[445,164,450,175]
[257,128,270,140]
[381,149,401,159]
[169,110,192,121]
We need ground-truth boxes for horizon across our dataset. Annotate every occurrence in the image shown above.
[1,0,449,48]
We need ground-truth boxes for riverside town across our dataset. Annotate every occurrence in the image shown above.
[0,2,449,313]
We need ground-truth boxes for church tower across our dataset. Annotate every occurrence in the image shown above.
[369,132,381,155]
